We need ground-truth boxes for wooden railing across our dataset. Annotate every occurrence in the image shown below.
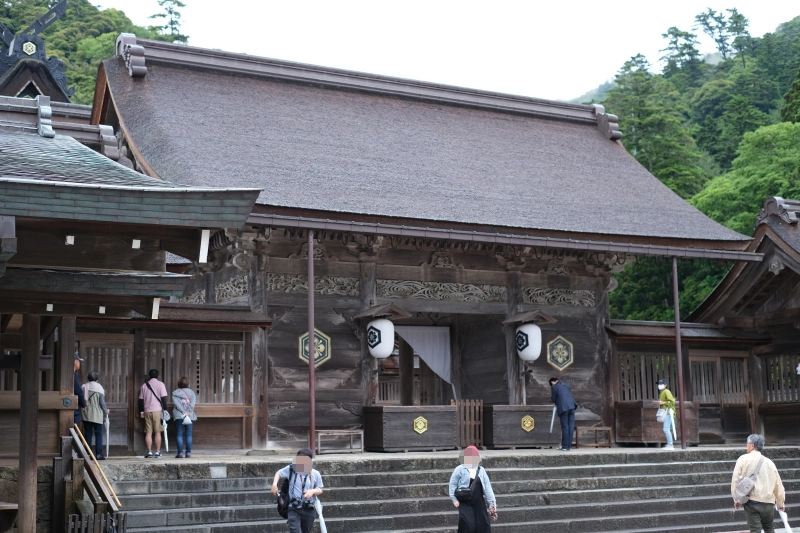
[451,399,483,449]
[618,352,677,401]
[68,512,126,533]
[52,429,123,533]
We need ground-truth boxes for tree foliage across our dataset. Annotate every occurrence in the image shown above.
[0,0,177,104]
[608,10,800,320]
[149,0,188,43]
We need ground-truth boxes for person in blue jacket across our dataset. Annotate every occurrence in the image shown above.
[73,353,87,425]
[449,446,497,532]
[550,377,578,451]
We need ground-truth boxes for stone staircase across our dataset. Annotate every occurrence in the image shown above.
[105,448,800,533]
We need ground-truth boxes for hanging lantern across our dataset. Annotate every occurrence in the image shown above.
[515,323,542,362]
[367,318,394,358]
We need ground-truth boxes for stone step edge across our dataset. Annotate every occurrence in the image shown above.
[113,468,800,491]
[110,457,800,482]
[121,497,800,521]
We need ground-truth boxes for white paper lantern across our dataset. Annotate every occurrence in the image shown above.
[367,318,394,358]
[515,323,542,362]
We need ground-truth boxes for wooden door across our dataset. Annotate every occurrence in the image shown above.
[720,358,749,442]
[76,334,134,450]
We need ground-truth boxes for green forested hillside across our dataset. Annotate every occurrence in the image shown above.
[0,0,178,104]
[604,10,800,321]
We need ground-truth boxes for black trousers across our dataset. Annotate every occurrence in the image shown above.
[287,507,315,533]
[457,476,491,533]
[83,421,103,455]
[559,409,575,449]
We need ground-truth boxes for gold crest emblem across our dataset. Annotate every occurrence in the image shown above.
[22,42,37,56]
[413,416,428,434]
[521,415,534,432]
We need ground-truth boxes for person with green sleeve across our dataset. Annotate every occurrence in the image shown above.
[657,378,676,450]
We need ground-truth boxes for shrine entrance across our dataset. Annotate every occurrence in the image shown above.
[690,353,751,444]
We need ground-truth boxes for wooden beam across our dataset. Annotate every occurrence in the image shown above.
[41,316,61,341]
[193,405,255,417]
[19,313,40,533]
[0,300,143,319]
[0,392,78,410]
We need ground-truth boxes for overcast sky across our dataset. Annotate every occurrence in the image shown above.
[93,1,799,101]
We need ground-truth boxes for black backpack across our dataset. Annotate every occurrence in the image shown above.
[276,465,295,519]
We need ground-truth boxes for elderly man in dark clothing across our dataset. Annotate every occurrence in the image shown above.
[550,377,578,451]
[74,352,87,425]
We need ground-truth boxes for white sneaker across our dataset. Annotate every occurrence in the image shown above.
[663,445,674,450]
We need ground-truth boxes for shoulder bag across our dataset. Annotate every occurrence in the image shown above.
[733,455,765,504]
[455,466,481,503]
[656,408,667,422]
[145,381,171,422]
[277,465,296,519]
[179,389,193,425]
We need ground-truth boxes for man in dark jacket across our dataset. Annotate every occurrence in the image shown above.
[550,377,578,451]
[74,353,87,425]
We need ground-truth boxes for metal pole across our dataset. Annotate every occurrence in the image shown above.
[308,230,316,455]
[672,257,687,450]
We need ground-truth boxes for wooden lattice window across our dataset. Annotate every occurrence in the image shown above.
[618,353,677,401]
[145,340,244,404]
[763,353,800,403]
[691,360,718,404]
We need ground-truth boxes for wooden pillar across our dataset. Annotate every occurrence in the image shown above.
[58,317,76,438]
[205,271,216,304]
[19,313,41,533]
[131,328,145,452]
[359,261,378,406]
[747,348,764,435]
[399,338,414,406]
[449,315,462,401]
[249,254,268,448]
[505,270,525,405]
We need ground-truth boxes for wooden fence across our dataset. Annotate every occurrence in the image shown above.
[618,353,677,401]
[764,353,800,403]
[451,399,483,449]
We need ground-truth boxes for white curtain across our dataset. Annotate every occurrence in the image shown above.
[395,326,451,384]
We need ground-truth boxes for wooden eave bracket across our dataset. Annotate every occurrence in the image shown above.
[353,303,412,321]
[503,309,558,326]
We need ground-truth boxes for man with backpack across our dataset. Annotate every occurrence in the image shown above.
[138,369,168,458]
[731,434,786,533]
[271,448,324,533]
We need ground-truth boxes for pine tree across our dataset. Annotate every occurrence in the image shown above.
[782,68,800,123]
[149,0,188,43]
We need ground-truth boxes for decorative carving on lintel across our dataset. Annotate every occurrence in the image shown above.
[346,235,383,261]
[592,104,622,141]
[378,279,507,303]
[756,197,800,227]
[266,273,360,297]
[290,241,337,262]
[116,33,147,78]
[423,251,460,269]
[584,252,633,276]
[215,275,249,301]
[540,258,574,276]
[522,287,596,307]
[177,290,205,304]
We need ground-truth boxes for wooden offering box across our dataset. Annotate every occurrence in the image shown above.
[363,405,457,452]
[615,400,699,444]
[483,404,561,449]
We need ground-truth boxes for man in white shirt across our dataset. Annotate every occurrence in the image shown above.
[731,434,786,533]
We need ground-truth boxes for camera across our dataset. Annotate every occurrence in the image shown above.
[302,501,314,511]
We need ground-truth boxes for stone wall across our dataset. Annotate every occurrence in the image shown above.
[0,465,54,533]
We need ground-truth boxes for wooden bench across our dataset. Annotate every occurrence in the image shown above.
[574,426,612,448]
[313,429,364,455]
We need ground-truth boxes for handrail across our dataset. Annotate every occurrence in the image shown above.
[69,427,121,510]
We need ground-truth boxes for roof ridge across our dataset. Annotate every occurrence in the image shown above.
[113,33,620,135]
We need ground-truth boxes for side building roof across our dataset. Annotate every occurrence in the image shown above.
[94,36,748,249]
